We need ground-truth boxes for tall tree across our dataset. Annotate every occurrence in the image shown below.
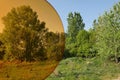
[94,2,120,63]
[65,12,85,56]
[1,5,48,61]
[67,12,85,42]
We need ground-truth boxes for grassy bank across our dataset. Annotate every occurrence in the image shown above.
[46,57,120,80]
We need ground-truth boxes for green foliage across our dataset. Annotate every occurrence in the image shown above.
[76,29,97,58]
[76,30,90,56]
[67,12,85,41]
[1,5,48,61]
[94,2,120,62]
[65,12,85,57]
[65,12,97,58]
[76,30,90,57]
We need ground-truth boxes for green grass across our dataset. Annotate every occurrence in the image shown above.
[0,57,120,80]
[0,60,58,80]
[46,57,120,80]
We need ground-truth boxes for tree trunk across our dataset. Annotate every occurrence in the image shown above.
[115,54,118,63]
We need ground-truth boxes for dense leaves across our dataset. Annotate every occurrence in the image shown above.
[65,12,96,58]
[76,30,96,57]
[65,12,85,57]
[65,2,120,62]
[0,5,64,62]
[94,2,120,62]
[1,6,48,61]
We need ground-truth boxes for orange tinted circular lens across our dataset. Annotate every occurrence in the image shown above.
[0,0,64,79]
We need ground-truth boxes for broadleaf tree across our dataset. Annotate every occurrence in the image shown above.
[94,2,120,63]
[65,12,85,57]
[1,5,48,61]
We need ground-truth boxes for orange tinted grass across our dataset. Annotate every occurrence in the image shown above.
[0,60,58,80]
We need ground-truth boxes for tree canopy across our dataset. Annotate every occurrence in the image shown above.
[0,5,65,62]
[65,12,85,56]
[1,5,48,61]
[94,2,120,62]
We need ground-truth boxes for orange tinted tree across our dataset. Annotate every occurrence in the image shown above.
[1,5,48,61]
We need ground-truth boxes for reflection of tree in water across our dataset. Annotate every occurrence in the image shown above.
[0,5,65,62]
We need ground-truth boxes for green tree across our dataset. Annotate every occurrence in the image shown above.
[76,29,97,58]
[76,30,90,57]
[1,5,48,61]
[94,2,120,63]
[88,28,98,57]
[67,12,85,42]
[65,12,85,57]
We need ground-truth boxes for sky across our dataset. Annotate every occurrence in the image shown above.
[48,0,120,32]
